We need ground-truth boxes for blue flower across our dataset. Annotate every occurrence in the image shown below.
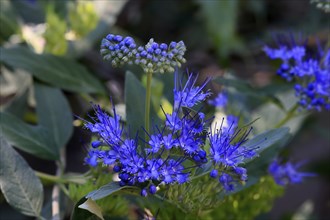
[83,70,216,196]
[149,185,157,194]
[85,104,123,147]
[263,45,293,61]
[219,173,235,191]
[208,116,258,191]
[210,169,218,178]
[268,159,316,186]
[85,150,99,167]
[263,34,330,111]
[162,108,207,157]
[173,71,211,109]
[208,91,228,108]
[209,120,256,167]
[84,104,201,193]
[141,188,148,197]
[84,68,265,195]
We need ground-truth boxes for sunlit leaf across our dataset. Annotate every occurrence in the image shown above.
[78,199,104,220]
[71,197,97,220]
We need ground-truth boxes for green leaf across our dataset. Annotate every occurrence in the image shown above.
[214,77,286,110]
[197,0,243,61]
[86,182,136,201]
[218,128,291,197]
[0,46,105,94]
[125,71,146,137]
[244,127,291,160]
[0,137,43,217]
[251,91,308,134]
[0,112,59,160]
[78,199,104,220]
[244,128,291,180]
[1,67,31,118]
[35,83,73,149]
[71,197,99,220]
[0,0,20,43]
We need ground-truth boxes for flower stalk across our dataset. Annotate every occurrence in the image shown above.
[145,71,153,140]
[275,104,299,128]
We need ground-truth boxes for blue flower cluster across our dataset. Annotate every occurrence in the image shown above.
[84,71,259,195]
[208,91,228,108]
[84,71,211,196]
[100,34,186,73]
[208,116,257,191]
[268,159,315,186]
[263,36,330,111]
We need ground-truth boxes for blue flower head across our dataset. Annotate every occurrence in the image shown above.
[83,70,216,195]
[173,71,211,109]
[263,34,330,111]
[84,105,145,184]
[269,159,316,186]
[101,34,186,73]
[208,116,258,191]
[208,91,228,108]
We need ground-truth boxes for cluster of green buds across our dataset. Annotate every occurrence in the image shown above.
[100,34,186,73]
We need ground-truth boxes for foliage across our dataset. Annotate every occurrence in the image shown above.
[210,176,284,220]
[0,137,43,218]
[69,168,130,218]
[43,4,67,55]
[0,0,328,219]
[68,1,99,38]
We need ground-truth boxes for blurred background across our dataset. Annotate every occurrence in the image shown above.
[0,0,329,219]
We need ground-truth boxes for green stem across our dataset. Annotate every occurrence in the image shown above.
[35,171,85,184]
[145,71,153,140]
[275,104,299,128]
[59,184,70,197]
[35,171,66,184]
[80,93,98,104]
[52,148,66,220]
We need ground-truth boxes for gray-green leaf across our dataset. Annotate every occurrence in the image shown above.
[0,112,58,160]
[86,182,138,200]
[86,182,126,201]
[0,137,43,217]
[35,83,73,149]
[244,127,290,159]
[0,46,105,94]
[245,127,292,176]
